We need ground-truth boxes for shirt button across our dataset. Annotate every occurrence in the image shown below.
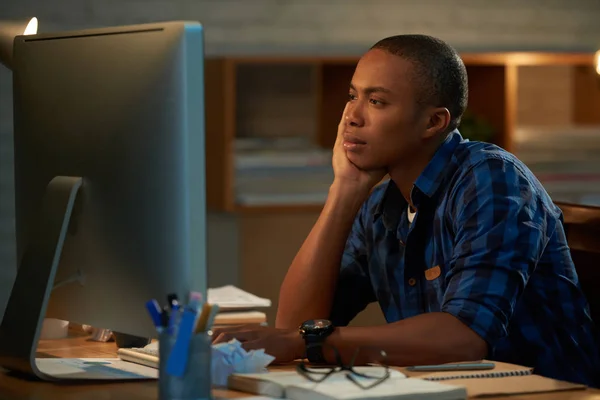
[408,278,417,286]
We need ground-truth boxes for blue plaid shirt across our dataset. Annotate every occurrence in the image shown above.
[330,130,600,387]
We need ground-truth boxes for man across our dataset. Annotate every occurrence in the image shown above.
[212,34,600,387]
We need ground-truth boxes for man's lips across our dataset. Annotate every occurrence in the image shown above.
[343,134,366,147]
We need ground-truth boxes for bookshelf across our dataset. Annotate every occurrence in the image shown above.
[204,52,599,213]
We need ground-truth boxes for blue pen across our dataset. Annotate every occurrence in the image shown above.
[168,303,180,335]
[145,299,164,332]
[166,304,198,377]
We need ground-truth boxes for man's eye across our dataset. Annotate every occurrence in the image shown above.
[348,93,357,101]
[370,98,383,105]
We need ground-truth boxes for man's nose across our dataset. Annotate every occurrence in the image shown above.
[346,103,365,127]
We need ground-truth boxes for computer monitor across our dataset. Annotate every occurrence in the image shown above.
[0,20,206,380]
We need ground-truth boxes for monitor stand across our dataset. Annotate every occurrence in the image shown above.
[0,176,82,380]
[0,176,158,381]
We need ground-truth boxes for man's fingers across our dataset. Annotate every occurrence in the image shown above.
[210,324,246,338]
[211,329,259,344]
[335,103,350,148]
[240,339,265,352]
[337,102,349,131]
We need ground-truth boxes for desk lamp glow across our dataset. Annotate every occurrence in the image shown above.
[595,49,600,76]
[0,17,38,70]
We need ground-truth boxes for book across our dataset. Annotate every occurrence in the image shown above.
[227,367,467,400]
[207,285,271,311]
[214,310,267,326]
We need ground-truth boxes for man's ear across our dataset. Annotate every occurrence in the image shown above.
[423,107,451,140]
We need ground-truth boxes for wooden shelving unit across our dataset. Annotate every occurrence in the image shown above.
[204,52,598,213]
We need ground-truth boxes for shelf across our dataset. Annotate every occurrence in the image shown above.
[234,203,325,214]
[204,52,600,213]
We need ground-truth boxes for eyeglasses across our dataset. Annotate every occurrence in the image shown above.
[296,343,390,390]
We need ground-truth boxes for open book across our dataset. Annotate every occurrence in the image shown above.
[228,367,467,400]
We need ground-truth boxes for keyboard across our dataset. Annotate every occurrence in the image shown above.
[117,346,159,369]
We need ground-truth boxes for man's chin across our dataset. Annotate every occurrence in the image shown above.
[347,157,383,172]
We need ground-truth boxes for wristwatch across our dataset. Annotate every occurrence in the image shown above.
[298,319,335,363]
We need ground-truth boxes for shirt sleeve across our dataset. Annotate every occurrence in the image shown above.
[441,156,555,347]
[329,202,377,327]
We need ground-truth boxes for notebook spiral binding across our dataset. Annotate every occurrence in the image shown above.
[425,369,532,381]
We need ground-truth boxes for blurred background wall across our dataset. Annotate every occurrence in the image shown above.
[2,0,600,325]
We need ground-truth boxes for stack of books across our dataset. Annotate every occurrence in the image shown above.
[207,285,271,327]
[235,137,334,206]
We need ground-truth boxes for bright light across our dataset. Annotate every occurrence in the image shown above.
[23,17,38,35]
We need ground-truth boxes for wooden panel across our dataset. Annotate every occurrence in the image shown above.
[236,204,324,214]
[235,63,318,139]
[504,64,518,153]
[317,63,356,149]
[239,210,385,326]
[517,66,573,127]
[461,52,593,66]
[573,65,600,125]
[240,211,320,325]
[213,53,594,67]
[465,65,510,149]
[204,59,235,212]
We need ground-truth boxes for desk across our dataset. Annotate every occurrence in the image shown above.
[1,335,599,400]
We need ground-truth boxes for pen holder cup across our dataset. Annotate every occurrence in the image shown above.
[158,331,212,400]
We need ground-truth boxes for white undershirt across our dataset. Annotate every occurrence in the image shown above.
[407,207,416,224]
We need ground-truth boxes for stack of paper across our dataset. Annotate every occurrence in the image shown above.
[207,285,271,327]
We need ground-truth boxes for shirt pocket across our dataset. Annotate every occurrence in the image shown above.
[423,265,445,311]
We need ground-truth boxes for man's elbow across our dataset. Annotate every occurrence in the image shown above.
[443,313,489,361]
[465,335,488,360]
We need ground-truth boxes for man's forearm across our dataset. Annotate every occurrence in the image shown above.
[323,312,488,366]
[275,184,369,329]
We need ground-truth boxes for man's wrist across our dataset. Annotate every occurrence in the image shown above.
[327,181,370,212]
[294,331,306,360]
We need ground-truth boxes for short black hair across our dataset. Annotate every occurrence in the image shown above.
[370,34,468,132]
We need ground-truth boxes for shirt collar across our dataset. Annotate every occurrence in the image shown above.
[373,130,464,230]
[412,129,463,201]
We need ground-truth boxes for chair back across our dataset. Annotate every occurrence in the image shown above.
[554,201,600,326]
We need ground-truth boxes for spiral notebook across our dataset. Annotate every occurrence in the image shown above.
[405,361,586,398]
[408,360,533,381]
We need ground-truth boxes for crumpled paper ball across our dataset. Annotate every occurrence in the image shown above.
[211,339,275,387]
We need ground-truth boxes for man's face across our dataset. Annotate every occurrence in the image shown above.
[342,49,429,171]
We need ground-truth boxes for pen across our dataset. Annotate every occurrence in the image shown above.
[204,303,219,332]
[168,303,180,335]
[194,303,212,334]
[167,293,179,309]
[406,362,495,372]
[166,303,198,377]
[188,291,203,309]
[160,305,170,331]
[145,299,164,333]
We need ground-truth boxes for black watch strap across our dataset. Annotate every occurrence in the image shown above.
[305,337,327,364]
[299,319,334,364]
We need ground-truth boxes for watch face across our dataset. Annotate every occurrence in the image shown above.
[299,319,334,336]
